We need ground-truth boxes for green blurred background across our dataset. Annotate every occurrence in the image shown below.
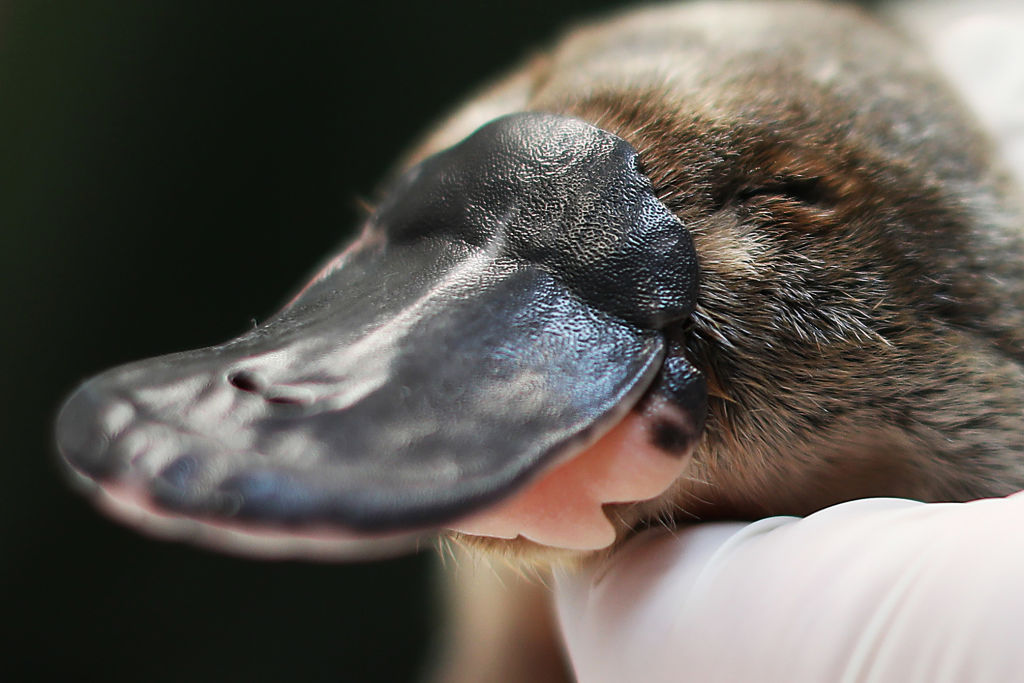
[2,1,881,680]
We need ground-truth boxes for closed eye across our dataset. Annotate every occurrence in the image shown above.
[736,177,831,207]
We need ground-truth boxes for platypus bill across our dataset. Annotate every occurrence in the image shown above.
[55,0,1024,570]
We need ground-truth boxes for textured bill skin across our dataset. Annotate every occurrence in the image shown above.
[55,113,701,551]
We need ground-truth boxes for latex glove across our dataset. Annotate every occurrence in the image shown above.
[554,493,1024,683]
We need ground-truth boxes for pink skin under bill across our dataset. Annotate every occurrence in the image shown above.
[449,409,694,551]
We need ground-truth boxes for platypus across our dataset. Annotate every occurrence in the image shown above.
[54,0,1024,679]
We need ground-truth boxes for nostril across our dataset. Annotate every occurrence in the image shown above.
[228,370,264,393]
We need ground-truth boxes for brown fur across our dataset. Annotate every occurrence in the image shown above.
[419,3,1024,679]
[401,2,1024,570]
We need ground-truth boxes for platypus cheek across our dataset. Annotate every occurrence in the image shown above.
[55,113,704,558]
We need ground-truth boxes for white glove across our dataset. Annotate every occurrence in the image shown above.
[555,492,1024,683]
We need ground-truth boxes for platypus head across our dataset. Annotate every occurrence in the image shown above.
[55,1,1024,564]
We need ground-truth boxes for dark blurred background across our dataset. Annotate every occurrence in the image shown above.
[2,1,880,681]
[2,2,622,680]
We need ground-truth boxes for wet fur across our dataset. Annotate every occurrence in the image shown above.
[398,1,1024,570]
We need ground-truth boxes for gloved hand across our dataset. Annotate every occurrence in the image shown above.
[554,492,1024,682]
